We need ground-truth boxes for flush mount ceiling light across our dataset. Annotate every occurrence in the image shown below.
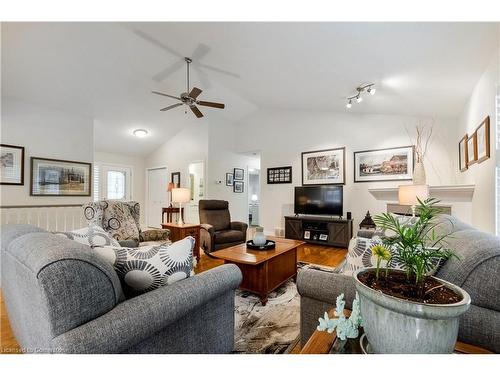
[133,129,149,138]
[346,83,375,109]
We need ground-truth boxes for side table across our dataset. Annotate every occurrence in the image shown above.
[161,222,201,261]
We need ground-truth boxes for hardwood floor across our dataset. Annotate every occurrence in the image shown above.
[0,242,346,354]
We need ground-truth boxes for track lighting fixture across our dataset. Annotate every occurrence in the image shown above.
[346,83,375,109]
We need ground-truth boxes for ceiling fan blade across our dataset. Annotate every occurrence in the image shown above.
[152,59,185,82]
[133,29,182,57]
[197,100,225,109]
[160,103,183,111]
[193,67,212,89]
[197,62,240,78]
[189,87,203,99]
[190,105,204,118]
[151,91,181,100]
[191,43,210,60]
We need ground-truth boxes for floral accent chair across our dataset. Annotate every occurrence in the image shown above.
[82,200,170,247]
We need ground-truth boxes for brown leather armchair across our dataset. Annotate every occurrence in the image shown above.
[199,200,248,254]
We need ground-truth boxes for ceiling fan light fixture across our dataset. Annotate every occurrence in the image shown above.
[133,129,149,138]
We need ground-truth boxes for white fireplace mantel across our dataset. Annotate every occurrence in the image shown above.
[368,185,475,202]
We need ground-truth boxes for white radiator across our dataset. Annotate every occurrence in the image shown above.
[0,205,86,232]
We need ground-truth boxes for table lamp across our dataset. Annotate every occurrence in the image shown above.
[167,182,175,207]
[398,184,429,217]
[172,188,190,225]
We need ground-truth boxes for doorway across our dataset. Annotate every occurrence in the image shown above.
[100,164,132,201]
[147,167,168,228]
[185,161,205,224]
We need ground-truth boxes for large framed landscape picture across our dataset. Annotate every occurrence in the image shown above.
[0,144,25,185]
[354,146,414,182]
[301,147,345,185]
[30,157,91,196]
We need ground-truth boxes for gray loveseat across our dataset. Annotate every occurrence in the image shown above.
[297,215,500,353]
[1,224,242,353]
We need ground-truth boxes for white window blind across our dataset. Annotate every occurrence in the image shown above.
[93,164,100,201]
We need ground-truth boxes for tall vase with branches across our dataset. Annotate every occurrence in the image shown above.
[408,121,433,185]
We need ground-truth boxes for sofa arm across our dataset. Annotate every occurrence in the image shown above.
[297,267,356,346]
[200,224,215,253]
[51,264,242,353]
[230,221,248,234]
[140,228,170,242]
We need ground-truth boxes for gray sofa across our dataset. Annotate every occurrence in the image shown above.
[297,215,500,353]
[1,224,242,353]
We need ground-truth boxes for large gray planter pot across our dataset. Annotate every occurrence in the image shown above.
[354,268,471,354]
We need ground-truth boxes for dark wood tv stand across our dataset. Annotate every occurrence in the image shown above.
[284,215,353,248]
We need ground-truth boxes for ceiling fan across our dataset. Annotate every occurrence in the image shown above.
[152,57,225,118]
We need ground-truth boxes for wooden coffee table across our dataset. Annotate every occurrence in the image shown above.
[300,309,493,354]
[211,237,305,305]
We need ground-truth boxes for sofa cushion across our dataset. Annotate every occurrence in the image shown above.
[94,237,195,296]
[54,224,120,248]
[82,201,107,227]
[215,229,245,244]
[437,229,500,312]
[103,201,140,242]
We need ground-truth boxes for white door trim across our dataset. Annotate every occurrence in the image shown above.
[145,165,168,228]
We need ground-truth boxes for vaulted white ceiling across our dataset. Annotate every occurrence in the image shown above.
[2,22,498,156]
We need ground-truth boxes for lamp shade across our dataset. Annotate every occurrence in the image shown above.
[172,188,191,203]
[398,184,429,206]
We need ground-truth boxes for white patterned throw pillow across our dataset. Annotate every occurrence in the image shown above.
[341,236,403,276]
[54,224,120,248]
[94,236,195,296]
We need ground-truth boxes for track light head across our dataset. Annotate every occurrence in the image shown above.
[346,99,352,109]
[368,87,376,95]
[356,95,363,103]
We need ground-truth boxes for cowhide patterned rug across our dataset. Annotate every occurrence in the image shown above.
[233,280,300,354]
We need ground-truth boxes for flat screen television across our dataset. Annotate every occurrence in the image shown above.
[294,186,343,216]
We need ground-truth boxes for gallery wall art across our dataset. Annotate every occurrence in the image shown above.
[30,157,91,196]
[0,144,24,185]
[353,146,414,182]
[301,147,345,185]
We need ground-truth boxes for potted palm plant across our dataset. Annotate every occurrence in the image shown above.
[353,198,471,353]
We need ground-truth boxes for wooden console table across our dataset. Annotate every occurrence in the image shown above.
[161,222,200,261]
[300,309,493,354]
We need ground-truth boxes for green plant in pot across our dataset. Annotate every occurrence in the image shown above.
[353,198,471,353]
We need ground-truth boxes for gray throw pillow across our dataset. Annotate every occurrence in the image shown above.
[54,224,120,248]
[94,237,195,296]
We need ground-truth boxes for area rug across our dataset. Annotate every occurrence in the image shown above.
[233,280,300,354]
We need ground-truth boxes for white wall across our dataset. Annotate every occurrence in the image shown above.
[234,110,459,234]
[94,151,146,224]
[1,98,94,206]
[457,51,499,234]
[206,117,255,223]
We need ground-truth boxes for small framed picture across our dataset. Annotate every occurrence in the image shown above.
[225,172,234,186]
[233,180,244,193]
[0,144,25,185]
[475,116,490,164]
[171,171,181,188]
[319,234,328,241]
[458,135,468,172]
[234,168,244,181]
[303,230,310,240]
[466,134,477,165]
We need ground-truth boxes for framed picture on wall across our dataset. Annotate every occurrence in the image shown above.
[458,135,468,172]
[466,134,477,166]
[353,146,414,183]
[171,171,181,187]
[301,147,345,185]
[233,180,244,193]
[30,157,91,196]
[267,166,292,184]
[0,144,25,185]
[475,116,490,164]
[234,168,244,181]
[226,172,234,186]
